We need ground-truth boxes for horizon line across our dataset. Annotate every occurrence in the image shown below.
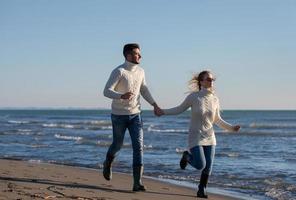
[0,107,295,111]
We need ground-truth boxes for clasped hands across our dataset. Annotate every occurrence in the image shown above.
[152,103,164,117]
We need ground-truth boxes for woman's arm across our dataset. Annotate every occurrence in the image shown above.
[214,100,240,132]
[163,94,192,115]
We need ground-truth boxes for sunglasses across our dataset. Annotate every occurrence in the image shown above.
[204,77,216,82]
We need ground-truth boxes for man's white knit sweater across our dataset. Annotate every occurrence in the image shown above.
[104,61,155,115]
[163,88,234,148]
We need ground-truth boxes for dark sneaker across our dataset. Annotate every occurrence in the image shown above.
[180,151,189,170]
[133,184,146,192]
[103,160,112,181]
[197,187,208,198]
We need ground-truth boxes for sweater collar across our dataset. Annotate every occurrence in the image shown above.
[199,87,214,96]
[124,60,138,71]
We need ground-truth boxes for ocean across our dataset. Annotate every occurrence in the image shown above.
[0,109,295,200]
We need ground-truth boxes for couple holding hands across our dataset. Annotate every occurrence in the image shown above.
[102,43,240,198]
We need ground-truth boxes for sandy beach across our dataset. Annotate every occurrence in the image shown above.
[0,159,241,200]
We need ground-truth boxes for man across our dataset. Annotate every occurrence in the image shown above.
[103,43,162,191]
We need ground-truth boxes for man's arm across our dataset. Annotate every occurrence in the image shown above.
[140,71,156,105]
[103,69,123,99]
[140,73,163,116]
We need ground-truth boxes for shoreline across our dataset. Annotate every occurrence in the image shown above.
[0,159,243,200]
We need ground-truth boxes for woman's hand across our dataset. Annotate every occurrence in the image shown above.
[233,125,240,132]
[153,104,164,117]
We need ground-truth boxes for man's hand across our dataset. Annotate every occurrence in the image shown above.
[121,92,134,100]
[152,103,164,117]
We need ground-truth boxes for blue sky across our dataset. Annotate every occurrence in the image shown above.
[0,0,295,110]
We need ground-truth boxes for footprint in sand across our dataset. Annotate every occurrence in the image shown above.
[44,195,57,199]
[7,182,17,189]
[3,189,13,193]
[161,187,170,191]
[23,186,33,190]
[1,171,10,175]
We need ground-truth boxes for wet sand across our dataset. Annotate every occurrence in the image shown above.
[0,159,240,200]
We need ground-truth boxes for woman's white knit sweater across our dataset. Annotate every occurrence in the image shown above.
[104,61,155,115]
[163,88,234,148]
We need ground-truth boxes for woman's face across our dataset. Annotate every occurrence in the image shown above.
[200,73,215,89]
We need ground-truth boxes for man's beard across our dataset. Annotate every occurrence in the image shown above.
[131,60,140,64]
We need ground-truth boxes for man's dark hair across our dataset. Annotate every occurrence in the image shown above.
[123,43,140,58]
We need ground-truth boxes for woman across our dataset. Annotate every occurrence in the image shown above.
[160,70,240,198]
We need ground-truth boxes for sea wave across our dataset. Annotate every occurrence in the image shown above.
[86,126,112,130]
[17,132,33,136]
[249,122,296,129]
[15,129,34,135]
[17,129,31,132]
[43,123,75,129]
[226,130,296,137]
[87,120,111,126]
[175,148,187,154]
[54,134,82,141]
[30,144,50,148]
[216,152,240,158]
[147,125,187,133]
[75,139,162,150]
[0,129,43,136]
[265,187,296,200]
[8,120,30,124]
[76,139,132,148]
[42,121,112,130]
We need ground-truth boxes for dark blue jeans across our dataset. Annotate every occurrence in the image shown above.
[188,145,215,175]
[106,113,144,167]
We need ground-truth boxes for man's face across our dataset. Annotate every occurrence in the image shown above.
[126,48,141,64]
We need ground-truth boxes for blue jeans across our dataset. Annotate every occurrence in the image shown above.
[106,113,144,167]
[188,145,215,175]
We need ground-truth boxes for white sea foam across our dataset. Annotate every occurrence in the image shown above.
[86,125,112,130]
[43,123,75,129]
[88,120,111,125]
[43,121,111,130]
[216,152,240,158]
[28,159,42,163]
[96,140,111,146]
[43,123,58,127]
[17,129,33,135]
[62,124,75,129]
[18,132,33,136]
[250,122,296,129]
[54,134,82,141]
[17,129,31,132]
[147,126,187,133]
[265,188,292,200]
[30,144,49,148]
[175,148,187,153]
[144,144,153,149]
[100,126,112,130]
[8,120,30,124]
